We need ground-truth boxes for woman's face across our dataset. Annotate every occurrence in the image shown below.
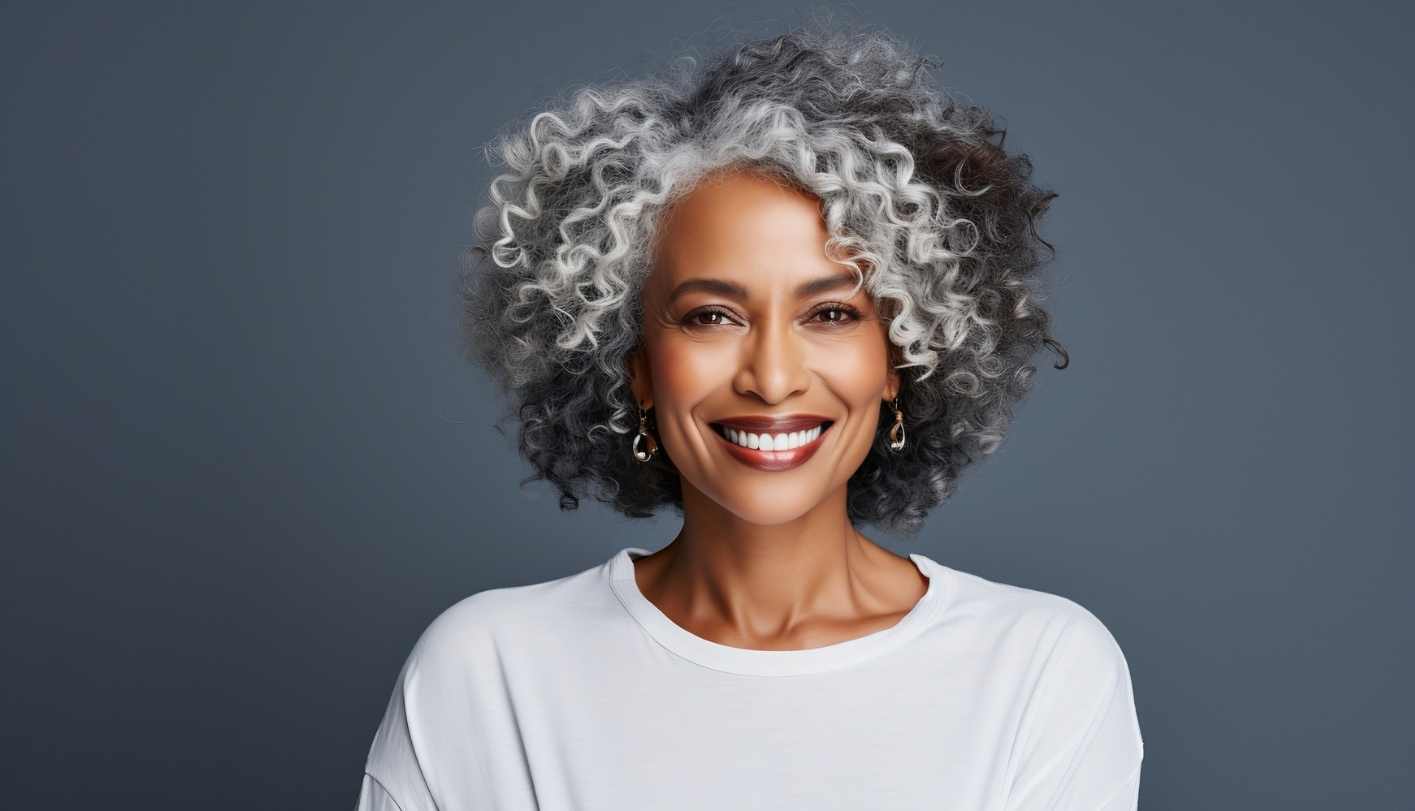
[630,169,899,527]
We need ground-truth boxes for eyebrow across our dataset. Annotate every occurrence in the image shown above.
[668,273,859,303]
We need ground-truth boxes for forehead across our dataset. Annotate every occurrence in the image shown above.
[652,170,839,284]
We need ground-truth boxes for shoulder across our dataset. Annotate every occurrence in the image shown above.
[362,565,599,811]
[1024,594,1132,708]
[942,573,1147,798]
[937,564,1142,754]
[402,558,610,677]
[930,562,1134,699]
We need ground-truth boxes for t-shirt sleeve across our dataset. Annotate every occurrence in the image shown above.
[354,653,440,811]
[354,772,411,811]
[356,594,507,811]
[1004,603,1145,811]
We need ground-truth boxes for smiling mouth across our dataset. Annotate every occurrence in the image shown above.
[707,420,835,471]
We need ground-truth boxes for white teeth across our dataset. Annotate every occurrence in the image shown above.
[722,424,825,451]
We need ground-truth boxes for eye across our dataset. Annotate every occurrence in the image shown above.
[808,303,863,326]
[682,306,739,328]
[680,303,862,330]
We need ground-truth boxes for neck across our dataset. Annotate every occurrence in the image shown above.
[641,481,910,646]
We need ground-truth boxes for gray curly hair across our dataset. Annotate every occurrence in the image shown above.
[462,24,1068,536]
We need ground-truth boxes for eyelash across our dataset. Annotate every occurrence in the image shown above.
[683,302,863,329]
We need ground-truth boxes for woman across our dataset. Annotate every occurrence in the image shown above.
[356,25,1143,811]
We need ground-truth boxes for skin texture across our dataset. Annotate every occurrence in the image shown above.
[627,168,930,651]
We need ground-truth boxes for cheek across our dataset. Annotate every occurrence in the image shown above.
[812,336,890,403]
[650,339,732,404]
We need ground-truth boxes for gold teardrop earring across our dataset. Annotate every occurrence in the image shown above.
[887,397,906,452]
[633,403,659,462]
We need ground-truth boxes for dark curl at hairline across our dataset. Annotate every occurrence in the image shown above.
[461,24,1068,536]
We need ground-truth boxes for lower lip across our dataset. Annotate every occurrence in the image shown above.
[710,424,832,472]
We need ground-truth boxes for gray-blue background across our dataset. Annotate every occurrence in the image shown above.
[3,1,1410,807]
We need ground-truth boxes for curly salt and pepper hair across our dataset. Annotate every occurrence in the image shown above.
[461,23,1068,536]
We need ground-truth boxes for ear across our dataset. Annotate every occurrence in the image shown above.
[627,345,653,409]
[883,341,902,403]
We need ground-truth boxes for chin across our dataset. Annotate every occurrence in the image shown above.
[707,486,830,527]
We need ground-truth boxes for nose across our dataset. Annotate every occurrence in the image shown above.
[733,312,810,405]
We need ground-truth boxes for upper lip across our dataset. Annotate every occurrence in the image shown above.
[710,414,834,433]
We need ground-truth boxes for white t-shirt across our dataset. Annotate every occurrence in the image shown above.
[356,546,1144,810]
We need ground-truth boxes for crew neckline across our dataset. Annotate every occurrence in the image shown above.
[607,546,952,677]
